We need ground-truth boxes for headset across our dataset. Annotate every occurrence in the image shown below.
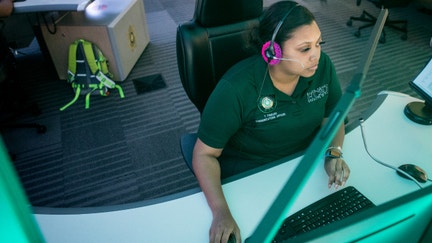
[257,4,301,113]
[261,4,300,65]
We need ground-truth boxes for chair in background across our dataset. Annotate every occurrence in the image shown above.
[347,0,412,43]
[0,19,46,158]
[176,0,263,173]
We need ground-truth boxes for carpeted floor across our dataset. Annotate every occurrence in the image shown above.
[1,0,431,207]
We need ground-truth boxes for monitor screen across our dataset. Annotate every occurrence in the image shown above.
[410,58,432,104]
[0,137,44,242]
[405,58,432,125]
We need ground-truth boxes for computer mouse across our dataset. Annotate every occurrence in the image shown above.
[227,233,236,243]
[397,164,428,183]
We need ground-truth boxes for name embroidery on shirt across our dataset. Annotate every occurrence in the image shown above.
[255,112,287,124]
[307,84,328,103]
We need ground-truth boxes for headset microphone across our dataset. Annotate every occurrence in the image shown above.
[272,57,305,69]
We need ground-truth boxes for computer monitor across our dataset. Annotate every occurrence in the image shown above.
[0,137,44,242]
[405,58,432,125]
[246,8,390,243]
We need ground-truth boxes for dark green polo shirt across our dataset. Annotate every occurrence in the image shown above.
[198,52,342,164]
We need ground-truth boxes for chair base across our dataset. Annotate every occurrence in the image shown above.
[347,10,408,43]
[0,122,47,134]
[1,104,47,140]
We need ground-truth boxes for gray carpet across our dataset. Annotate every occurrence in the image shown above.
[1,0,431,207]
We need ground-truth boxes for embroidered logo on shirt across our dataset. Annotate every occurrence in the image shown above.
[257,95,277,113]
[307,84,328,103]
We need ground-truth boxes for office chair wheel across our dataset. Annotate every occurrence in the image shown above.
[346,20,353,27]
[30,103,42,116]
[354,30,361,38]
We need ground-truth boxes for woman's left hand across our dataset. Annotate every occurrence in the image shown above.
[324,158,350,189]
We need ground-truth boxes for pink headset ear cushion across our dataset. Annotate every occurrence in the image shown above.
[261,41,282,65]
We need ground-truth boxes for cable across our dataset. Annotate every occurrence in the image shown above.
[359,118,423,189]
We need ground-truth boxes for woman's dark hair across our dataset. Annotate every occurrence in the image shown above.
[248,1,316,52]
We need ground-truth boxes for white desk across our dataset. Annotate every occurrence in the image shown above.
[33,91,432,242]
[13,0,91,13]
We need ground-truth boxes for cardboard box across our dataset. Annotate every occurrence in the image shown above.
[41,0,150,81]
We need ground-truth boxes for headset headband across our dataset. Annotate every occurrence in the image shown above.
[267,4,300,56]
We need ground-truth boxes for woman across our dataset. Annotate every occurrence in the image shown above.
[192,1,350,242]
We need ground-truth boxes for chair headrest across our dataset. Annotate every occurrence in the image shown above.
[194,0,263,27]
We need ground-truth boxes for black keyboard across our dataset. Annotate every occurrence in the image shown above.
[273,186,375,242]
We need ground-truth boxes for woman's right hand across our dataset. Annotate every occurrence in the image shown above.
[210,209,241,243]
[192,138,241,243]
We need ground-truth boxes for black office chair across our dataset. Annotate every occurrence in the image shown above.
[346,0,412,43]
[176,0,263,173]
[0,21,46,141]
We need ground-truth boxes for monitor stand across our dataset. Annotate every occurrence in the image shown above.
[404,101,432,125]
